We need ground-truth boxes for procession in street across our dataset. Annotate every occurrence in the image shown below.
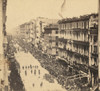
[0,0,99,91]
[14,43,66,91]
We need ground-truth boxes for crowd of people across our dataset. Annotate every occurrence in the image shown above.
[7,38,25,91]
[17,37,89,91]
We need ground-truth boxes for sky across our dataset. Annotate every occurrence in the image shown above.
[6,0,98,33]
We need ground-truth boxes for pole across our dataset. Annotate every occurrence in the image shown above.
[98,0,100,90]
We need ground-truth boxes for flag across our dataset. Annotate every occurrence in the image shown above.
[58,13,63,19]
[58,0,67,18]
[61,0,67,12]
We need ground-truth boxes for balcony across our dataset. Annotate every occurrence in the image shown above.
[90,29,98,35]
[44,25,58,30]
[73,28,88,33]
[58,37,74,44]
[89,65,98,73]
[74,52,86,58]
[91,53,98,58]
[60,28,88,33]
[58,47,89,58]
[73,40,89,46]
[58,37,68,43]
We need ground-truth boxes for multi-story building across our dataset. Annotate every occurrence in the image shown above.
[58,13,98,90]
[19,17,58,47]
[88,14,98,90]
[44,24,58,56]
[0,0,9,91]
[36,17,58,38]
[19,19,36,43]
[58,15,90,68]
[19,23,27,39]
[35,17,58,49]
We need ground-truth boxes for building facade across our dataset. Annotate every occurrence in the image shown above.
[58,15,90,68]
[44,24,58,56]
[19,17,58,47]
[36,17,58,39]
[19,20,36,44]
[58,13,98,90]
[0,0,9,91]
[88,14,98,90]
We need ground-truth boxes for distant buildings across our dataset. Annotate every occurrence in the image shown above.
[19,20,36,43]
[36,17,58,38]
[19,17,58,47]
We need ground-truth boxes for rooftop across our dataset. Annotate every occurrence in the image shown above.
[58,13,98,24]
[44,24,58,30]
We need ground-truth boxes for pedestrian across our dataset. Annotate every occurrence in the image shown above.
[40,82,43,87]
[30,65,32,69]
[31,70,32,74]
[22,66,24,70]
[34,69,36,75]
[33,83,35,87]
[38,70,40,75]
[25,70,27,76]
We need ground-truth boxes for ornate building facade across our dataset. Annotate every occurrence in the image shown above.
[58,13,98,90]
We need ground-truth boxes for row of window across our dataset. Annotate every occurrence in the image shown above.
[59,20,89,29]
[58,42,89,55]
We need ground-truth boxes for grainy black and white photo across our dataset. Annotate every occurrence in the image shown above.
[0,0,99,91]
